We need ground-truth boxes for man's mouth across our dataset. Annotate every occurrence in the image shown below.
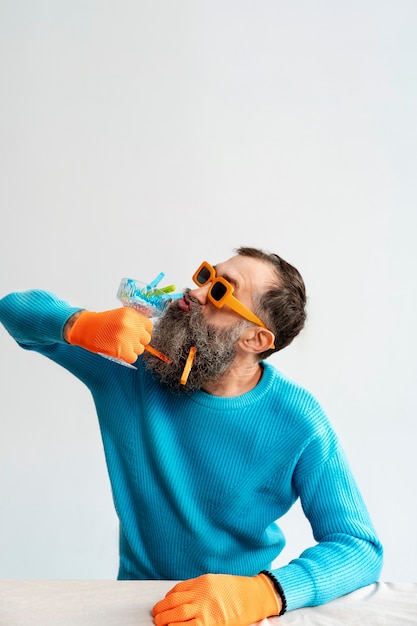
[177,293,192,312]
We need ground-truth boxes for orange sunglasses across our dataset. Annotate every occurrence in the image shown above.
[192,261,275,347]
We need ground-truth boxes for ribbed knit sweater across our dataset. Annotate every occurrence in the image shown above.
[0,290,383,611]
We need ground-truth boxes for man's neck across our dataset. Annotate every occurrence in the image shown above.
[202,359,263,397]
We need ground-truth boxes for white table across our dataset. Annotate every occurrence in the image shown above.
[0,580,415,626]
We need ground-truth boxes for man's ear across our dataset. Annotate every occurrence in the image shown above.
[239,326,275,354]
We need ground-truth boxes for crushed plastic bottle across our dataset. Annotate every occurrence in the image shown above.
[117,275,181,318]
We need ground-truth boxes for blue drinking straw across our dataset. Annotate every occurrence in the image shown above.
[147,272,165,290]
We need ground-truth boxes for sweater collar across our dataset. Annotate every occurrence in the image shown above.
[186,361,276,410]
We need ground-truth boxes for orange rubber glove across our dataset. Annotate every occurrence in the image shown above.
[66,308,152,364]
[152,573,281,626]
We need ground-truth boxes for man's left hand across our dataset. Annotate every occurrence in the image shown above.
[152,573,280,626]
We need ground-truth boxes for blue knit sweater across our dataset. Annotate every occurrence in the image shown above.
[0,290,383,611]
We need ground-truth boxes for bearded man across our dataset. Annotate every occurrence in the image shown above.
[0,247,383,624]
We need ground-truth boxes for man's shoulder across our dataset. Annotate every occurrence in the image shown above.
[264,362,318,405]
[263,362,329,430]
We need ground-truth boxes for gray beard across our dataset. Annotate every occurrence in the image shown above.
[143,291,246,393]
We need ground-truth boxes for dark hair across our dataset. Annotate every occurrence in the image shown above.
[236,246,307,358]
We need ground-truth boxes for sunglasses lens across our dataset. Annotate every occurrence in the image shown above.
[196,266,212,285]
[210,281,227,302]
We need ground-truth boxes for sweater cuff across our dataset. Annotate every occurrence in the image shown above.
[270,561,317,611]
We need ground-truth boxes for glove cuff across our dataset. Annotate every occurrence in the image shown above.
[260,571,287,616]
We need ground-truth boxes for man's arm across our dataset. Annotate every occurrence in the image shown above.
[269,441,383,612]
[1,290,152,364]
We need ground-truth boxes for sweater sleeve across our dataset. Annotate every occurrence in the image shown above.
[0,289,104,384]
[0,290,82,347]
[270,431,383,612]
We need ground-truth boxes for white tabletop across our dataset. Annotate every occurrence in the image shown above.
[0,580,415,626]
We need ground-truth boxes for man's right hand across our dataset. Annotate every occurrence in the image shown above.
[65,308,153,364]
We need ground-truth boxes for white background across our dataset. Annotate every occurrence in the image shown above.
[0,1,416,582]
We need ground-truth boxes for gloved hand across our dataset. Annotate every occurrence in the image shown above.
[152,573,281,626]
[66,308,152,364]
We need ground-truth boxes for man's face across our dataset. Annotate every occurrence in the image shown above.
[189,254,276,329]
[143,254,275,392]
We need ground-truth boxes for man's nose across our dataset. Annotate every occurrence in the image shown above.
[189,282,211,305]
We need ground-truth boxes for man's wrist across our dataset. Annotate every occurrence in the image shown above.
[63,311,83,342]
[260,571,287,615]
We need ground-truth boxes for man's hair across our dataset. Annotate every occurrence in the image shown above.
[236,246,307,358]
